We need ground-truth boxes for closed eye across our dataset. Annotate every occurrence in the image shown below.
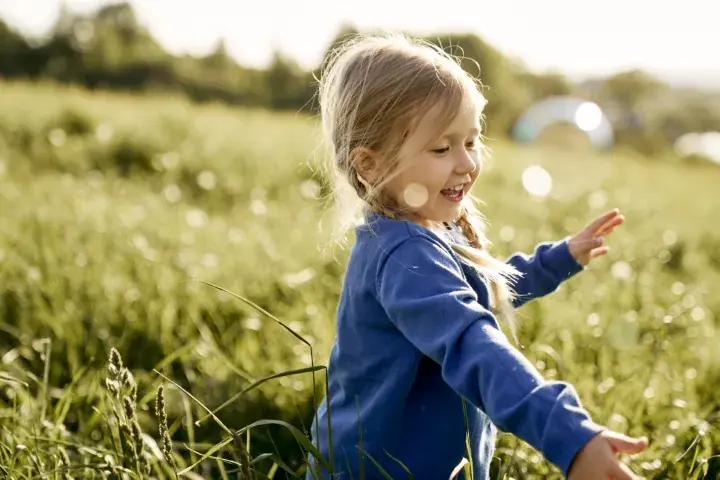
[432,137,479,154]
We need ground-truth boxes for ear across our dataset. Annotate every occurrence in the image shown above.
[350,147,378,186]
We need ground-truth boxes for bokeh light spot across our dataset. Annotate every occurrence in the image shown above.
[575,102,603,132]
[403,183,429,208]
[522,165,552,197]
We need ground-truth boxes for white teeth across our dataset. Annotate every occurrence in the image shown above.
[442,184,464,194]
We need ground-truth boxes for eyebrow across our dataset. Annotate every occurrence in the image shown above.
[438,127,480,140]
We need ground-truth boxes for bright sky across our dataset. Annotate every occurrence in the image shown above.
[1,0,718,79]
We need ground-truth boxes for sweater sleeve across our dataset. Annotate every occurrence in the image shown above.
[506,239,584,308]
[377,236,603,476]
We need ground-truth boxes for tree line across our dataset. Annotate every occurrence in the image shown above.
[1,2,719,157]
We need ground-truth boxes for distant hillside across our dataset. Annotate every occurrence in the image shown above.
[1,2,719,160]
[568,70,720,93]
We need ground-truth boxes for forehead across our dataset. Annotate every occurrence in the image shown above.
[405,95,482,148]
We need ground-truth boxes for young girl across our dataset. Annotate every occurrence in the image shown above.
[307,32,648,480]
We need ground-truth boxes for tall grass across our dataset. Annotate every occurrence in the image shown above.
[1,81,719,478]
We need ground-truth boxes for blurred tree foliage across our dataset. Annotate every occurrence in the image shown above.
[1,2,719,156]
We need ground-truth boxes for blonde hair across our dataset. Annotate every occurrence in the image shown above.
[316,32,522,339]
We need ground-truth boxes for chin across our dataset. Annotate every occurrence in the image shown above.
[422,207,463,225]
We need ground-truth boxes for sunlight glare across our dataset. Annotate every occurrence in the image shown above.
[403,183,429,208]
[575,102,603,132]
[521,165,552,197]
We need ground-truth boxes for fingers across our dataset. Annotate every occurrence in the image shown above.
[606,432,649,454]
[586,209,621,234]
[596,214,625,237]
[589,246,610,259]
[573,239,609,265]
[576,235,604,249]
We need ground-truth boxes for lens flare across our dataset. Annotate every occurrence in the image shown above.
[403,183,429,208]
[675,131,720,164]
[521,165,552,197]
[513,96,614,149]
[511,96,614,200]
[575,102,603,132]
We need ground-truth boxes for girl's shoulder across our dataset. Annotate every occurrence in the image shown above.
[357,212,454,251]
[354,213,467,274]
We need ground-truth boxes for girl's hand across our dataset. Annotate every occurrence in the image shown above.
[568,209,625,266]
[568,430,648,480]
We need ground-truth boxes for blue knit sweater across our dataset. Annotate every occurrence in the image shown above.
[306,213,604,479]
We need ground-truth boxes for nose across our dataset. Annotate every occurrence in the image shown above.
[455,149,478,176]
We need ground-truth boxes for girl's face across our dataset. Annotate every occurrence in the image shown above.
[384,96,482,227]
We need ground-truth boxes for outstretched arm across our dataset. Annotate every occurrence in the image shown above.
[505,239,583,308]
[377,235,603,477]
[506,209,625,308]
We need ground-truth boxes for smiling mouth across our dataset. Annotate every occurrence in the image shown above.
[441,184,465,203]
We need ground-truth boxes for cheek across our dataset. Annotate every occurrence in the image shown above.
[386,174,434,210]
[384,176,405,200]
[403,183,431,208]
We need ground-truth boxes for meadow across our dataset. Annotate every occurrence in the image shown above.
[1,81,719,479]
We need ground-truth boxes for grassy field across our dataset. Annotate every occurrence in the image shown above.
[1,81,719,479]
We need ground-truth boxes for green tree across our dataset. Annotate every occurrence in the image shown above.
[600,69,667,110]
[522,71,573,100]
[202,38,232,70]
[0,19,33,76]
[424,33,533,137]
[265,51,315,110]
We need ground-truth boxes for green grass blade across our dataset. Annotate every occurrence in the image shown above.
[179,417,334,476]
[194,280,310,347]
[53,364,89,425]
[153,370,234,437]
[356,448,394,480]
[251,453,298,476]
[234,419,332,473]
[196,365,325,424]
[383,450,413,478]
[177,438,235,475]
[0,372,29,387]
